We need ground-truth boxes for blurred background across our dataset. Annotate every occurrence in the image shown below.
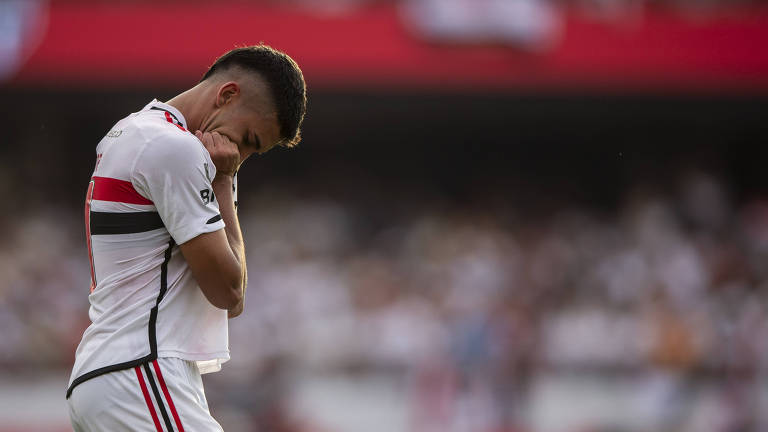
[2,0,768,431]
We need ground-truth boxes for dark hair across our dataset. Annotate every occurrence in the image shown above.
[201,45,307,148]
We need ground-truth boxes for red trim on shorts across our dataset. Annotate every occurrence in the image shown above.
[152,360,185,432]
[92,176,153,205]
[165,111,187,131]
[135,366,164,432]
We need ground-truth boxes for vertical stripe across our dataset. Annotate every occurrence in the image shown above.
[145,363,175,432]
[148,239,175,355]
[153,360,185,432]
[85,180,96,293]
[135,366,163,432]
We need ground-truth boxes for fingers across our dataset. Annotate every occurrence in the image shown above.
[196,130,240,177]
[196,131,237,151]
[196,130,214,152]
[211,131,223,148]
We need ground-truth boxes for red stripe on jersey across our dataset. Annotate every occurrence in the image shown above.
[135,366,163,432]
[152,360,185,432]
[92,176,153,205]
[165,111,187,131]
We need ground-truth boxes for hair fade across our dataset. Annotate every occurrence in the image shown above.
[201,45,307,148]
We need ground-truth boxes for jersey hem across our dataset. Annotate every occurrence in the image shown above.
[66,354,154,399]
[156,350,230,361]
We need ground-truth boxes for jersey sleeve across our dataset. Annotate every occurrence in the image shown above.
[131,133,225,245]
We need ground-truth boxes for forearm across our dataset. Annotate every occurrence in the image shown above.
[212,175,247,315]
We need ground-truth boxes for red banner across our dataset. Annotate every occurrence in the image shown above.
[8,2,768,91]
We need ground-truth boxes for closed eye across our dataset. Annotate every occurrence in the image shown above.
[242,131,261,150]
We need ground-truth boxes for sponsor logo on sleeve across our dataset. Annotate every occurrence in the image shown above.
[200,188,215,204]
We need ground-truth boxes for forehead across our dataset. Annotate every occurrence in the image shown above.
[242,106,280,145]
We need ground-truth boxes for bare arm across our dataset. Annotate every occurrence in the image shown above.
[212,173,246,318]
[179,131,246,315]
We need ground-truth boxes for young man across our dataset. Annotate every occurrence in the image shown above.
[66,45,307,431]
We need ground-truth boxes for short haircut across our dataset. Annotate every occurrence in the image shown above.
[201,45,307,148]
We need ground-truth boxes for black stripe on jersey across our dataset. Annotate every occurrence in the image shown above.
[90,211,164,235]
[150,106,185,128]
[148,239,175,354]
[66,239,175,399]
[206,214,222,224]
[144,363,175,432]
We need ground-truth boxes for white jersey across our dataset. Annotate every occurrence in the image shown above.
[67,100,231,399]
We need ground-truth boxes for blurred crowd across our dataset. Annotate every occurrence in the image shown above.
[3,171,768,431]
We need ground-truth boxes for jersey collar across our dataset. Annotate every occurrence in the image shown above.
[144,99,187,129]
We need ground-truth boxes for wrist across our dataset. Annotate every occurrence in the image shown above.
[212,173,234,184]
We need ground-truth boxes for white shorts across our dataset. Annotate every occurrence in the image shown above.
[67,357,223,432]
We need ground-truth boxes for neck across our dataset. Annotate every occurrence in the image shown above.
[165,84,209,132]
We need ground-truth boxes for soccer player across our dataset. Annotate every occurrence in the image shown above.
[66,45,307,431]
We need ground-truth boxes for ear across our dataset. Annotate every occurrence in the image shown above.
[215,81,240,108]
